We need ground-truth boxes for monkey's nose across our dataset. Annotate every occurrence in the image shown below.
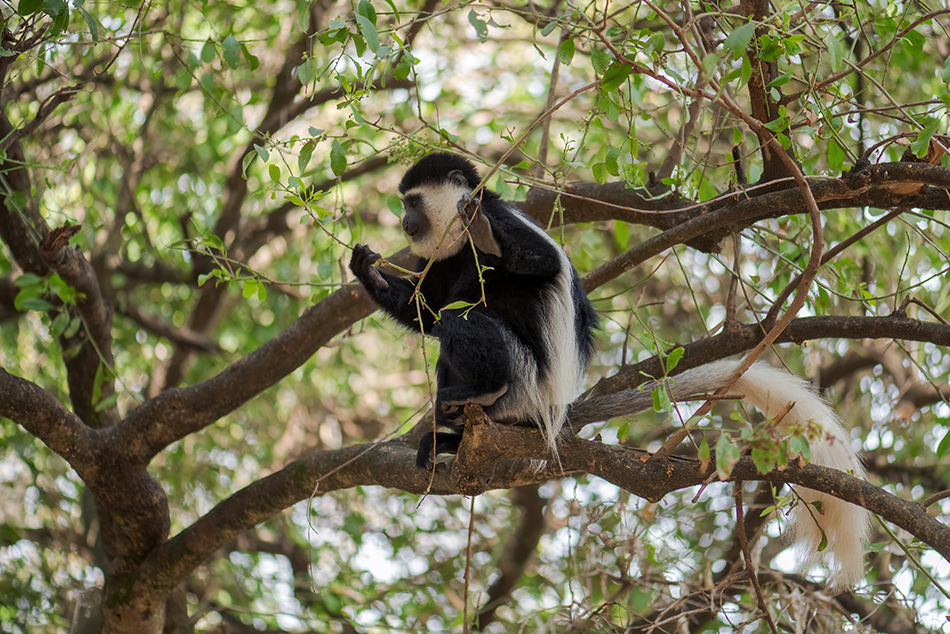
[402,215,420,237]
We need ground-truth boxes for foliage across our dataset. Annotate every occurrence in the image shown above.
[0,0,949,632]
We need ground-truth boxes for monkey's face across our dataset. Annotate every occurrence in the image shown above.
[400,177,471,261]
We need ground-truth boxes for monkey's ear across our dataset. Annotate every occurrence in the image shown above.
[447,169,469,188]
[467,211,502,257]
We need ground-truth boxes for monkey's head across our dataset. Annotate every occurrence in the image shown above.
[397,153,483,260]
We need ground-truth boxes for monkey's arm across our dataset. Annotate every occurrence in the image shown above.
[349,244,437,332]
[479,208,564,277]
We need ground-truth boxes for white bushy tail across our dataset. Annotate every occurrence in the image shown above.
[676,359,869,588]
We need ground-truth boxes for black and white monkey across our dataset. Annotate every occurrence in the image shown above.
[350,152,598,469]
[349,152,868,588]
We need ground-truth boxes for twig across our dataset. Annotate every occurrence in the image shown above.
[734,481,779,634]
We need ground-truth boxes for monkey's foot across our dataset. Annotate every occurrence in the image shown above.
[440,384,509,410]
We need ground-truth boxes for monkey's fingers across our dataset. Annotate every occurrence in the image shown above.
[456,192,478,224]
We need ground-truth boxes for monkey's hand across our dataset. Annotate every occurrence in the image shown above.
[455,193,502,257]
[349,244,389,290]
[456,192,478,221]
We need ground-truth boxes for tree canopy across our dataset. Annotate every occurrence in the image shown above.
[1,0,949,632]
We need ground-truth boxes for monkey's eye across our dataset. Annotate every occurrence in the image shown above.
[402,193,422,211]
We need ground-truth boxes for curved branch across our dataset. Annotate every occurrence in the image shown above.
[0,368,97,471]
[116,284,378,464]
[128,408,950,611]
[592,313,950,396]
[523,162,950,285]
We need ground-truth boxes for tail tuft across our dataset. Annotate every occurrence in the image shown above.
[677,359,869,587]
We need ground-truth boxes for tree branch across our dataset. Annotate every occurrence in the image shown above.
[127,408,950,612]
[39,224,117,428]
[0,368,97,471]
[592,313,950,396]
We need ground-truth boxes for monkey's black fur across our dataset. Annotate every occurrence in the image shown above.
[350,153,597,468]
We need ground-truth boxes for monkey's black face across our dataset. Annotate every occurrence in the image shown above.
[400,193,430,240]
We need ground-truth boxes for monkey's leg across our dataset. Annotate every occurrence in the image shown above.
[433,309,512,425]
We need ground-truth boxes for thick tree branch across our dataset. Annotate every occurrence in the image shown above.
[0,368,97,470]
[127,408,950,612]
[593,313,950,396]
[116,285,377,463]
[522,162,950,274]
[0,112,49,275]
[39,224,117,428]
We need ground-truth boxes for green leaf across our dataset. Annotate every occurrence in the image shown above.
[357,0,377,25]
[591,48,611,75]
[825,31,843,73]
[15,296,54,312]
[242,151,257,178]
[18,0,43,15]
[330,140,346,176]
[354,14,379,53]
[541,22,558,37]
[750,447,777,474]
[606,148,621,176]
[268,164,280,183]
[558,36,575,66]
[387,194,403,216]
[700,52,720,79]
[911,117,940,157]
[49,311,70,337]
[240,42,260,70]
[827,138,845,171]
[379,0,399,21]
[62,316,81,338]
[698,436,710,461]
[91,363,104,404]
[242,279,259,299]
[222,35,242,69]
[79,8,100,42]
[297,58,315,86]
[298,139,316,173]
[788,435,811,461]
[201,39,217,63]
[936,428,950,458]
[666,346,684,372]
[468,9,488,43]
[738,56,752,86]
[650,383,671,412]
[49,8,69,37]
[442,300,475,311]
[94,393,118,413]
[600,62,631,92]
[715,434,741,479]
[14,273,45,289]
[723,22,756,56]
[393,51,414,80]
[617,421,630,442]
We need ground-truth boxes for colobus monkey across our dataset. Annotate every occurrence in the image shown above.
[350,152,867,587]
[349,153,597,469]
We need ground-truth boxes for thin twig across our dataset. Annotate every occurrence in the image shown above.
[734,481,779,634]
